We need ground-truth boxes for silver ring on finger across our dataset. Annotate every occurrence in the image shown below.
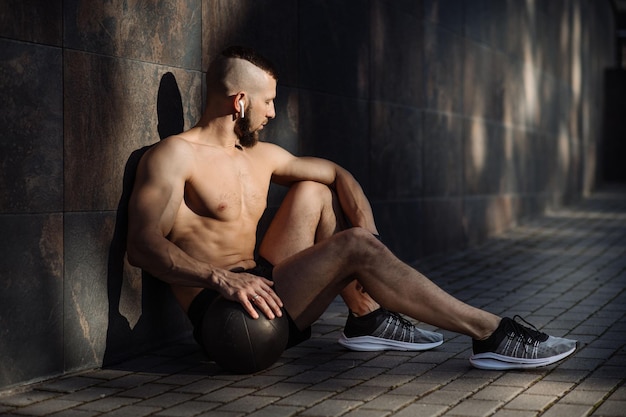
[251,294,260,302]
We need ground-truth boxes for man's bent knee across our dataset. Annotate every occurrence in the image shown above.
[335,227,385,263]
[287,181,334,203]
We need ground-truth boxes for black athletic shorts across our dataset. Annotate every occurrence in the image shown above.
[187,257,311,353]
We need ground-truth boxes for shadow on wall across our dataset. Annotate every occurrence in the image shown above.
[104,73,192,366]
[603,69,626,183]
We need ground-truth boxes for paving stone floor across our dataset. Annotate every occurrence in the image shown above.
[1,186,625,416]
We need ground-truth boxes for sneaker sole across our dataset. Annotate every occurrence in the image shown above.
[338,333,444,352]
[469,345,577,370]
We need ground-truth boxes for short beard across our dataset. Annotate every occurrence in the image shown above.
[234,112,260,148]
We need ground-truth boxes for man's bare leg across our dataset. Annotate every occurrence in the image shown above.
[270,224,578,371]
[261,182,577,370]
[271,226,500,339]
[259,181,379,316]
[258,181,498,338]
[260,182,443,350]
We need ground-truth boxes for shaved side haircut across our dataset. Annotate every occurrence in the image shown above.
[221,46,278,80]
[206,46,278,95]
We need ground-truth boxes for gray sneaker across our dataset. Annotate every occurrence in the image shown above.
[470,316,577,370]
[338,309,444,351]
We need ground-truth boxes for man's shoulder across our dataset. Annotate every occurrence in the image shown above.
[137,136,197,178]
[157,135,195,149]
[146,135,196,158]
[250,141,293,159]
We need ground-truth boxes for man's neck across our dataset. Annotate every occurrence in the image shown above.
[189,115,240,149]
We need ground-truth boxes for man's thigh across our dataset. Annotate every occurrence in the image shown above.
[272,230,356,330]
[259,181,345,264]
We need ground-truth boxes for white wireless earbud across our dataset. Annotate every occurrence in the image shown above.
[239,99,245,119]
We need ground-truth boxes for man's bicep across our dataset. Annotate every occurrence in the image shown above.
[131,182,180,236]
[128,153,184,237]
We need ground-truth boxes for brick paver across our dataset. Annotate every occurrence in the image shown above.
[1,186,625,416]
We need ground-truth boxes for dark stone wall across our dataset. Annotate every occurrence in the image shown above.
[0,0,204,390]
[0,0,616,390]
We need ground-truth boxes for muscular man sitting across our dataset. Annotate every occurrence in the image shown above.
[127,46,576,371]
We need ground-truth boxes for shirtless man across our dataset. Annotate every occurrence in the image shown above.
[127,46,577,371]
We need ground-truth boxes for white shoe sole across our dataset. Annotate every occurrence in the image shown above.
[338,333,444,352]
[469,345,577,370]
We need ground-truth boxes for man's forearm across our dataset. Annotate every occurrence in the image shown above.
[334,167,379,234]
[127,235,218,289]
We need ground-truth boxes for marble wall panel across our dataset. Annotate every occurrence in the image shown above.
[463,40,489,120]
[537,73,559,136]
[65,212,191,370]
[463,118,508,196]
[463,39,505,123]
[201,0,298,86]
[0,0,62,45]
[373,198,468,260]
[263,86,300,157]
[502,58,526,129]
[530,132,559,194]
[423,0,464,34]
[299,1,370,99]
[64,51,202,212]
[589,4,615,76]
[64,0,201,69]
[499,126,518,195]
[499,0,533,63]
[421,111,463,197]
[263,85,299,209]
[524,131,542,194]
[298,91,371,192]
[63,212,112,371]
[371,200,423,261]
[541,10,560,79]
[509,128,534,194]
[370,0,424,107]
[463,194,519,247]
[0,214,63,389]
[499,126,522,195]
[521,193,548,220]
[0,40,63,213]
[464,0,504,49]
[103,269,193,366]
[560,131,582,200]
[423,22,465,115]
[419,198,466,256]
[546,131,566,196]
[516,52,542,131]
[370,102,423,200]
[379,0,423,20]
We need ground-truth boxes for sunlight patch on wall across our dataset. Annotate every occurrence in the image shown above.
[470,119,487,173]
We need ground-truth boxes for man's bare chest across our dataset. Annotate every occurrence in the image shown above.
[183,156,270,221]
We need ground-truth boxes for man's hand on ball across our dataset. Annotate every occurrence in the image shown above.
[220,272,284,319]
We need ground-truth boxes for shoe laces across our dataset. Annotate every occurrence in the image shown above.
[508,315,547,344]
[386,310,415,330]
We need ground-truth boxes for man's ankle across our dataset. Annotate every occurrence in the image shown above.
[475,316,502,341]
[350,306,380,317]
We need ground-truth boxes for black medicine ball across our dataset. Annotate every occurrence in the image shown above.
[202,296,289,374]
